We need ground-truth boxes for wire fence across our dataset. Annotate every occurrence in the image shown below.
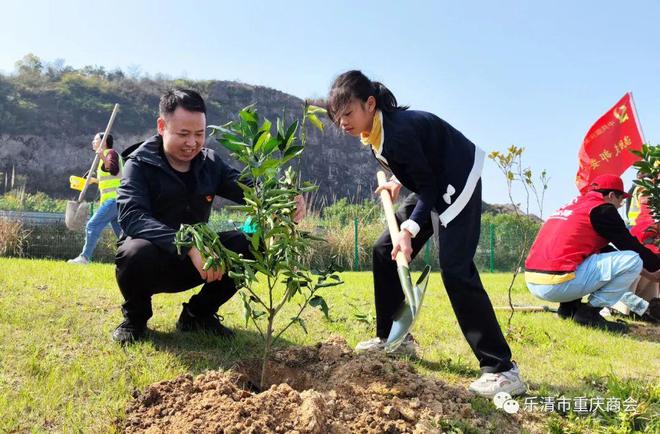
[0,210,539,272]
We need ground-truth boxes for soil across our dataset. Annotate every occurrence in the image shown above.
[123,336,527,433]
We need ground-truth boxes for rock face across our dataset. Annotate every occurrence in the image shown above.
[0,78,375,204]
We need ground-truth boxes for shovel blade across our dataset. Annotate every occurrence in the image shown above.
[385,265,431,352]
[65,200,90,231]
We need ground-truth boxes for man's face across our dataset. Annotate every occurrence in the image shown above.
[157,107,206,167]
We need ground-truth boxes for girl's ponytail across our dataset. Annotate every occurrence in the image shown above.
[372,81,408,113]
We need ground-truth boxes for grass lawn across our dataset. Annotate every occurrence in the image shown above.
[0,258,658,433]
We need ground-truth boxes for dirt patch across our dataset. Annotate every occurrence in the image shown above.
[629,321,660,342]
[124,336,524,433]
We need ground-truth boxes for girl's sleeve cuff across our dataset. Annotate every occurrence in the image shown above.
[400,219,420,238]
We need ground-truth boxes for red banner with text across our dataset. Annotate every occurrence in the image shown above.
[576,93,644,193]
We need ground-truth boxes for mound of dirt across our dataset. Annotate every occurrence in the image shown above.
[124,336,522,433]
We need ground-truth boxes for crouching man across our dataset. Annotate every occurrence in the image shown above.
[113,89,290,344]
[524,174,660,332]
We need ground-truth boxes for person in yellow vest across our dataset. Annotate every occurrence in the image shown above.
[68,132,122,264]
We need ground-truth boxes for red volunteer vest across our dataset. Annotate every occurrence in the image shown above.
[630,202,660,254]
[525,191,610,273]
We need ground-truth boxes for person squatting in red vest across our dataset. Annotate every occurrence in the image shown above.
[524,174,660,333]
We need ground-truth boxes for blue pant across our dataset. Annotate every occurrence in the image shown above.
[527,251,649,316]
[81,198,121,260]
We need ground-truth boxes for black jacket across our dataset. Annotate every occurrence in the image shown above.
[117,135,244,257]
[591,204,660,272]
[379,110,485,228]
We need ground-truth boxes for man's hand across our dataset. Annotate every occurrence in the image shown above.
[188,246,224,282]
[293,194,306,224]
[375,181,402,202]
[641,268,660,282]
[391,230,413,263]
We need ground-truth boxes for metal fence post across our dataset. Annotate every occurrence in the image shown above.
[353,216,359,271]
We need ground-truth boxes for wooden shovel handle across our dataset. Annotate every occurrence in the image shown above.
[377,171,408,268]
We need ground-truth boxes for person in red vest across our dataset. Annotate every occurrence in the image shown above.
[524,174,660,332]
[611,184,660,319]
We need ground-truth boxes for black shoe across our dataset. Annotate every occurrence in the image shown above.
[112,319,146,345]
[638,298,660,323]
[573,304,629,333]
[557,299,582,319]
[176,303,235,339]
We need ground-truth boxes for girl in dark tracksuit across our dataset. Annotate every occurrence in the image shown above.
[327,70,525,398]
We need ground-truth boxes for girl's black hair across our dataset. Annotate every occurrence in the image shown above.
[327,70,408,124]
[97,132,113,149]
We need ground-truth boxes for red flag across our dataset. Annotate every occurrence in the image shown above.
[575,92,645,193]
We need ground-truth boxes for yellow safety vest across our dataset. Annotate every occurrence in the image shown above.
[628,186,642,226]
[97,149,123,205]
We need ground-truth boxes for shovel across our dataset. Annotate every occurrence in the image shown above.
[65,104,119,231]
[376,171,431,352]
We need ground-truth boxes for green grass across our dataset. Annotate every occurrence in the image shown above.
[0,258,658,433]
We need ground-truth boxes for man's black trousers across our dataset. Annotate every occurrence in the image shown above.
[115,230,251,324]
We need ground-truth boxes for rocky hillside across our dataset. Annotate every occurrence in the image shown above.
[0,55,518,215]
[0,55,374,204]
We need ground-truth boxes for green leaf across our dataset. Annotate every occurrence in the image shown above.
[306,105,327,115]
[307,114,324,132]
[277,117,285,139]
[219,138,247,153]
[314,280,342,289]
[251,226,261,251]
[309,295,329,320]
[260,118,272,133]
[262,137,280,155]
[228,271,246,280]
[240,292,253,327]
[299,184,318,193]
[285,279,300,302]
[239,106,258,124]
[283,121,299,148]
[208,122,235,138]
[281,145,304,163]
[252,130,267,148]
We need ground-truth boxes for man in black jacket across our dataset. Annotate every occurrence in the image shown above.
[113,89,264,344]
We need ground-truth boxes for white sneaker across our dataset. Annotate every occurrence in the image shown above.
[355,334,418,357]
[68,256,90,265]
[468,362,527,398]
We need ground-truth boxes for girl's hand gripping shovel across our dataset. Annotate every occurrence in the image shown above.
[376,171,431,353]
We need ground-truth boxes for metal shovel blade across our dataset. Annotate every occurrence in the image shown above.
[65,200,90,231]
[385,264,431,352]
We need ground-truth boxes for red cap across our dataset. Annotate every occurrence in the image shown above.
[589,174,630,198]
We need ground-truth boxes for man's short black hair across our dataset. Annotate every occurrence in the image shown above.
[159,89,207,117]
[594,189,624,198]
[97,132,113,149]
